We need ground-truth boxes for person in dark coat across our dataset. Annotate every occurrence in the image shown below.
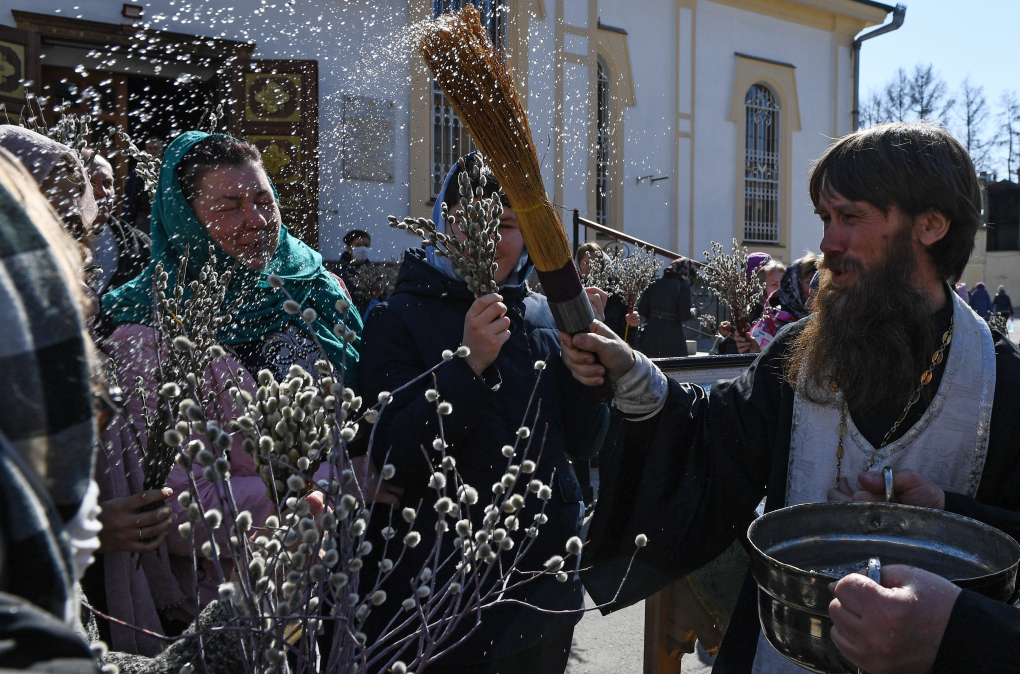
[993,284,1013,320]
[635,259,693,357]
[969,281,993,318]
[337,228,374,314]
[356,154,608,674]
[121,138,163,234]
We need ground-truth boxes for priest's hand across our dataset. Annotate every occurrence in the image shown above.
[559,320,636,386]
[828,565,960,674]
[832,470,946,509]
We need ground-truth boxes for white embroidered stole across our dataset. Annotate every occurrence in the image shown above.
[751,290,996,674]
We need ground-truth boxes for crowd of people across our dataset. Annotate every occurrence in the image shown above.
[0,126,608,673]
[0,116,1017,674]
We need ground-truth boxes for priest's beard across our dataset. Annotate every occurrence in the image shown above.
[786,225,940,416]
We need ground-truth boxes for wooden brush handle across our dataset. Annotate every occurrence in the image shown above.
[537,261,615,403]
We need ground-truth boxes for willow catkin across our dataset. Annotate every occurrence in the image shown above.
[419,5,571,272]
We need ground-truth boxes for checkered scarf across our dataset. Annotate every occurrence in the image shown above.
[0,149,95,522]
[0,150,96,630]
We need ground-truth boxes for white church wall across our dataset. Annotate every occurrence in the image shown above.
[603,0,679,254]
[2,0,862,265]
[694,0,837,262]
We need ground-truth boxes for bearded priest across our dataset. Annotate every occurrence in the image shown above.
[562,122,1020,674]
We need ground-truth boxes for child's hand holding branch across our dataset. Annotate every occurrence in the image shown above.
[462,293,511,376]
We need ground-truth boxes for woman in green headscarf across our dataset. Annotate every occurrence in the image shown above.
[94,132,365,632]
[103,131,361,382]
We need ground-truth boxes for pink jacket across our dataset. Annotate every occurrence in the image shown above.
[102,324,278,620]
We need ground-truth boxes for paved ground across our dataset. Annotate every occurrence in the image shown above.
[565,593,717,674]
[566,469,717,673]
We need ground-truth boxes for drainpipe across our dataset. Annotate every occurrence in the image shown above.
[852,3,906,132]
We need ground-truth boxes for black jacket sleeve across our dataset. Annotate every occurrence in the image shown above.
[582,338,789,610]
[931,589,1020,674]
[357,303,500,489]
[944,492,1020,543]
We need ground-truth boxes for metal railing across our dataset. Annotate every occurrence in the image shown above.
[569,209,732,333]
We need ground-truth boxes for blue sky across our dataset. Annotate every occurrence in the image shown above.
[858,0,1020,177]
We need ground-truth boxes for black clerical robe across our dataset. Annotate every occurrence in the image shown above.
[582,318,1020,673]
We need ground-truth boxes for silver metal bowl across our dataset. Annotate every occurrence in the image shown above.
[747,501,1020,674]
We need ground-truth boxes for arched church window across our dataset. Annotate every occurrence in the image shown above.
[744,84,780,244]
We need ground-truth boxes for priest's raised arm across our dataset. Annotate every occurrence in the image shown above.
[566,326,788,609]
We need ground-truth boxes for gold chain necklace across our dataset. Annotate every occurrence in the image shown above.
[833,315,954,486]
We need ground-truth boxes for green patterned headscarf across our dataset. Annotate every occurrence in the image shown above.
[102,131,361,386]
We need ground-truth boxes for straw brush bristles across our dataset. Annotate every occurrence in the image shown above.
[418,5,571,272]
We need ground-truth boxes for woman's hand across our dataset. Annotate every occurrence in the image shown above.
[97,488,176,554]
[462,293,511,376]
[626,311,640,328]
[733,330,761,354]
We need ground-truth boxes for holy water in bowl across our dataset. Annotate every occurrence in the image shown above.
[768,536,996,581]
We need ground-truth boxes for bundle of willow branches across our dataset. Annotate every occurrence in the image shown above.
[198,103,226,134]
[95,255,650,674]
[389,156,502,297]
[579,248,620,296]
[48,111,92,159]
[133,245,239,494]
[987,312,1009,335]
[700,239,766,334]
[698,313,719,335]
[240,362,352,508]
[17,99,92,160]
[615,246,662,314]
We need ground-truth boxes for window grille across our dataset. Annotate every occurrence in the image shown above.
[743,84,780,244]
[431,0,508,202]
[595,58,611,227]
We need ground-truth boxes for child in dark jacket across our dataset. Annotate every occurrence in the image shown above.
[356,155,608,673]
